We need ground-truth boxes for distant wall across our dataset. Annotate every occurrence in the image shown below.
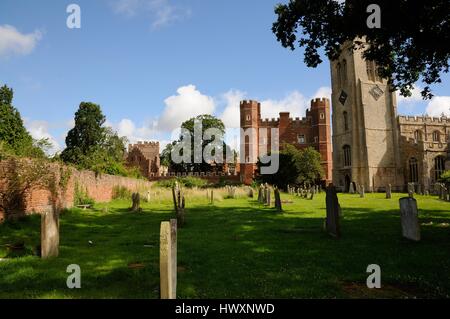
[0,160,152,218]
[150,172,241,184]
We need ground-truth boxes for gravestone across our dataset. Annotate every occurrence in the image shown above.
[360,185,365,198]
[399,197,421,241]
[349,182,355,194]
[266,187,271,206]
[325,185,341,238]
[160,221,177,299]
[386,184,392,199]
[417,184,422,195]
[172,183,185,227]
[274,188,282,212]
[170,219,177,299]
[146,190,151,203]
[258,186,263,203]
[41,210,59,258]
[131,193,141,212]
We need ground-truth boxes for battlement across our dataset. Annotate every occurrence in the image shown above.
[128,141,160,155]
[240,100,260,107]
[310,97,330,108]
[398,115,450,124]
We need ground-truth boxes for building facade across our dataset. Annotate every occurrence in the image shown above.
[239,98,333,185]
[331,41,450,192]
[126,141,161,178]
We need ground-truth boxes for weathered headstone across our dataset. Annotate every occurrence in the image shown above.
[417,183,422,195]
[274,188,282,212]
[41,210,59,258]
[325,185,341,238]
[349,182,355,194]
[131,192,141,212]
[399,197,421,241]
[170,219,177,299]
[247,187,254,198]
[258,186,263,203]
[172,183,185,227]
[266,187,271,206]
[360,185,365,198]
[160,221,177,299]
[386,184,392,199]
[146,190,151,203]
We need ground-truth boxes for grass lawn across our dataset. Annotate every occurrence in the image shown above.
[0,191,449,299]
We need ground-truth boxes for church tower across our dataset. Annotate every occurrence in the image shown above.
[330,41,403,191]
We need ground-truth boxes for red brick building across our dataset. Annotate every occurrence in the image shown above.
[126,141,161,178]
[239,98,332,185]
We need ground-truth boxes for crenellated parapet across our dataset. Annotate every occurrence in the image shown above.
[398,115,450,125]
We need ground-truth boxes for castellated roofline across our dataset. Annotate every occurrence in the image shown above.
[398,115,449,124]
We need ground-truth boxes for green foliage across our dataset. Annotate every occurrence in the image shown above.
[440,171,450,184]
[156,177,208,189]
[272,0,450,99]
[112,186,132,200]
[61,102,106,163]
[58,166,72,192]
[74,182,95,206]
[161,114,233,172]
[258,144,323,188]
[0,85,47,158]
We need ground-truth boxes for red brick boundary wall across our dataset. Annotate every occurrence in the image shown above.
[150,172,241,184]
[0,160,152,218]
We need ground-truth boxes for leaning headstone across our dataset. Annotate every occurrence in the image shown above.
[349,182,355,194]
[172,183,185,227]
[258,186,263,203]
[386,184,392,199]
[325,185,341,238]
[41,210,59,258]
[399,197,421,241]
[160,221,177,299]
[310,191,314,200]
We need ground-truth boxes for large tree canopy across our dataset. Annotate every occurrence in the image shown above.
[272,0,450,99]
[0,85,46,158]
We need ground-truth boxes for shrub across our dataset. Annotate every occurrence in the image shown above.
[74,182,95,206]
[440,170,450,184]
[156,177,208,189]
[112,185,132,200]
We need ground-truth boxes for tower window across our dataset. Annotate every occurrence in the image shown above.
[314,136,318,143]
[366,60,382,82]
[433,130,440,142]
[246,115,251,121]
[414,130,422,142]
[343,145,351,167]
[298,134,306,144]
[320,113,325,120]
[409,157,419,183]
[343,111,349,131]
[434,156,445,181]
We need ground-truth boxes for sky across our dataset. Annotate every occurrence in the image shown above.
[1,0,449,154]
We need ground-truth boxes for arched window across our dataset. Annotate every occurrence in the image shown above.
[341,59,347,86]
[343,111,349,131]
[366,60,375,82]
[414,130,422,142]
[409,157,419,183]
[343,145,351,167]
[433,131,440,142]
[336,63,341,87]
[434,156,446,180]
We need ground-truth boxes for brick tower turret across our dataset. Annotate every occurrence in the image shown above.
[240,100,260,185]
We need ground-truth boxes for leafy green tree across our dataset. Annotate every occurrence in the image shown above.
[61,102,106,164]
[164,114,233,172]
[258,144,323,188]
[272,0,450,99]
[0,85,46,158]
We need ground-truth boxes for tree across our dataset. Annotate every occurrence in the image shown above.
[0,85,46,158]
[258,144,323,188]
[61,102,106,164]
[164,114,233,172]
[272,0,450,99]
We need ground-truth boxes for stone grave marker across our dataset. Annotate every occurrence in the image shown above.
[41,210,59,259]
[399,197,420,241]
[325,185,341,238]
[386,184,392,199]
[160,221,177,299]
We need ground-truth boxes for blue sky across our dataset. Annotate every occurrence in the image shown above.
[1,0,449,153]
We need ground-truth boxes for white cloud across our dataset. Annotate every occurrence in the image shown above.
[26,120,61,155]
[312,86,332,100]
[112,0,191,28]
[260,91,309,120]
[396,85,423,105]
[219,89,247,129]
[425,96,450,117]
[0,25,42,58]
[158,85,215,131]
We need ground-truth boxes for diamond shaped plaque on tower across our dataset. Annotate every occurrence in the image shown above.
[369,85,384,101]
[339,90,348,105]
